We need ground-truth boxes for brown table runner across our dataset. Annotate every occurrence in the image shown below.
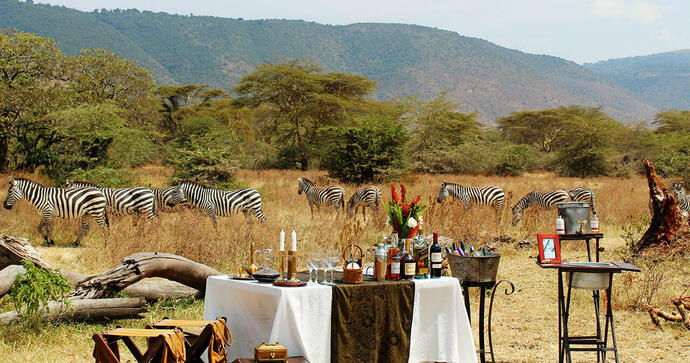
[299,271,415,363]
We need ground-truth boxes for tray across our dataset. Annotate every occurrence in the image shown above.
[229,275,254,280]
[273,280,307,287]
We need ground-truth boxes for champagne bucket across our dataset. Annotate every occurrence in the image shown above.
[557,202,591,234]
[448,253,500,283]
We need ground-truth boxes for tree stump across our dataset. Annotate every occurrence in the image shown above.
[0,235,53,270]
[633,159,690,252]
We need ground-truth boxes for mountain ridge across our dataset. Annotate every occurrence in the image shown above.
[0,0,659,123]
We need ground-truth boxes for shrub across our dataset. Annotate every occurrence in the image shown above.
[488,144,536,176]
[8,260,71,331]
[66,167,136,187]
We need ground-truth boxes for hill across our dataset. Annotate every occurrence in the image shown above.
[585,50,690,111]
[0,0,657,123]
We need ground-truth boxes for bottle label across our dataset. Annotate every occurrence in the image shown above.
[391,262,400,274]
[431,252,442,263]
[432,263,442,269]
[405,263,416,276]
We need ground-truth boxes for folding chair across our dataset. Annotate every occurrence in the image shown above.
[92,327,186,363]
[147,317,231,363]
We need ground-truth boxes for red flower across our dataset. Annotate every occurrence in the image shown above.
[400,184,407,204]
[391,182,399,204]
[412,195,421,205]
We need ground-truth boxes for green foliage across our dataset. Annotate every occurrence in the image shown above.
[8,260,71,331]
[170,117,240,188]
[488,144,537,176]
[653,110,690,134]
[66,167,135,188]
[318,119,409,184]
[556,107,617,177]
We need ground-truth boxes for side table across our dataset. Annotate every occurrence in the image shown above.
[559,233,604,262]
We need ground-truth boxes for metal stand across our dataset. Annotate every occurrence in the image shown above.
[559,233,603,262]
[463,279,514,363]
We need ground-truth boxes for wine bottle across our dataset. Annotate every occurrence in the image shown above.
[430,232,443,278]
[401,239,417,280]
[452,242,460,256]
[389,250,401,281]
[482,247,488,256]
[414,236,429,279]
[461,241,467,254]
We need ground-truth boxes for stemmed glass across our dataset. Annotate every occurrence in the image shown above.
[327,249,340,284]
[319,253,330,285]
[307,252,319,285]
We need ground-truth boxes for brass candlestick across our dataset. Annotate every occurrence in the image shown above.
[279,250,285,281]
[247,241,260,274]
[287,250,299,283]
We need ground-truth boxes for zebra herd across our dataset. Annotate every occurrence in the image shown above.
[3,174,688,246]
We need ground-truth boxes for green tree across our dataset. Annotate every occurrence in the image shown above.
[154,84,228,133]
[234,60,375,168]
[497,108,566,152]
[0,30,70,171]
[652,110,690,134]
[319,118,409,183]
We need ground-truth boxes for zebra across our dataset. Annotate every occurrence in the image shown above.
[673,184,690,213]
[3,177,109,247]
[436,181,505,211]
[347,186,382,221]
[297,177,345,216]
[511,190,570,225]
[152,187,189,212]
[566,186,596,214]
[65,180,157,226]
[170,180,267,227]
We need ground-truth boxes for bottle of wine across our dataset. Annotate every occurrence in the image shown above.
[430,232,443,278]
[451,242,460,256]
[401,239,417,280]
[414,236,429,279]
[389,250,401,281]
[460,241,467,254]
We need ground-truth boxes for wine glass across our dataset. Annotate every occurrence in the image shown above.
[307,252,318,285]
[327,249,340,284]
[320,253,330,285]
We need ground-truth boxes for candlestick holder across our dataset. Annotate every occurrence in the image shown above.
[279,250,285,281]
[287,250,299,283]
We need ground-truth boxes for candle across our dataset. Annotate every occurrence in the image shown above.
[291,230,297,251]
[280,230,285,251]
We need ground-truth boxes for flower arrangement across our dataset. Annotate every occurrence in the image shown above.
[386,183,428,238]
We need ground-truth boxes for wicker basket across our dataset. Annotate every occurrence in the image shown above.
[342,244,363,284]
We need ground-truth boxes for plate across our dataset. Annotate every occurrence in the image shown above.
[229,274,254,280]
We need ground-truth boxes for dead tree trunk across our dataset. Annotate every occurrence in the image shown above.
[0,297,147,325]
[0,235,53,270]
[634,159,690,252]
[71,252,222,299]
[0,265,25,297]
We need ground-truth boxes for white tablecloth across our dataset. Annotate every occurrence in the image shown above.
[203,276,477,363]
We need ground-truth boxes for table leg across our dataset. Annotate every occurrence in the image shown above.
[585,239,592,262]
[479,286,486,363]
[596,238,600,262]
[565,274,574,363]
[593,289,602,363]
[558,271,564,363]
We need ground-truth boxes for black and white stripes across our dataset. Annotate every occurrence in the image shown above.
[437,181,505,210]
[297,177,345,216]
[3,177,109,246]
[511,190,570,225]
[171,180,267,226]
[66,180,157,224]
[567,187,596,213]
[347,186,382,220]
[674,184,690,213]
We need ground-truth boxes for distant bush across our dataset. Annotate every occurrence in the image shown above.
[488,144,537,176]
[412,141,536,176]
[66,167,136,187]
[318,119,409,183]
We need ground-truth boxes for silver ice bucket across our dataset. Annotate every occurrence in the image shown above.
[557,202,591,234]
[448,253,500,283]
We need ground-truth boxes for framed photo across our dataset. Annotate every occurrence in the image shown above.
[537,234,561,264]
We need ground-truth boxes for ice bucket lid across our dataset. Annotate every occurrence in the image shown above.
[557,202,590,209]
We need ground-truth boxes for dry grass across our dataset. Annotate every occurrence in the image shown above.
[0,167,688,362]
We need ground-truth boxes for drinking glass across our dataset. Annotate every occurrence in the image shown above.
[320,253,330,285]
[307,252,318,285]
[327,249,340,284]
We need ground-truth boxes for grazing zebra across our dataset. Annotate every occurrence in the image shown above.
[65,180,157,225]
[347,186,382,221]
[436,181,505,210]
[152,187,189,212]
[3,177,109,246]
[297,177,345,216]
[567,186,596,213]
[673,184,690,213]
[511,190,570,225]
[170,180,267,227]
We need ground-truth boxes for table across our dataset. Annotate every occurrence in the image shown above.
[203,276,477,363]
[539,262,640,363]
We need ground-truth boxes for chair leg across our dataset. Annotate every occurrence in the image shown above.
[92,334,120,363]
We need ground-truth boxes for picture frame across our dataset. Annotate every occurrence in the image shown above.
[537,234,561,264]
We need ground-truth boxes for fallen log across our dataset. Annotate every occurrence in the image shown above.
[71,252,222,299]
[0,235,53,270]
[634,159,690,252]
[672,299,690,330]
[122,279,198,301]
[0,297,147,325]
[0,265,25,297]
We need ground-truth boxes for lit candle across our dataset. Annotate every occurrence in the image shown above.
[291,230,297,251]
[280,230,285,251]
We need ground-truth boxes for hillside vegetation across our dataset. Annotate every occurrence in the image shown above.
[586,49,690,110]
[0,0,658,123]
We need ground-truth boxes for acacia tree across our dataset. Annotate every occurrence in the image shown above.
[233,60,375,168]
[154,84,228,133]
[0,30,70,171]
[497,108,566,152]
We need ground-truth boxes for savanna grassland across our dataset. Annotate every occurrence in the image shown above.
[0,167,688,362]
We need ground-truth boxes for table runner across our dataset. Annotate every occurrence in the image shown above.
[330,278,415,363]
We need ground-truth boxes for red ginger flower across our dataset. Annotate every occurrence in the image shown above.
[400,184,407,204]
[391,182,399,204]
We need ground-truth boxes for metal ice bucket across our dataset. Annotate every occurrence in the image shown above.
[448,253,500,283]
[557,202,591,234]
[565,272,611,290]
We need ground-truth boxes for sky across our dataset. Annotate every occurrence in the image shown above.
[34,0,690,64]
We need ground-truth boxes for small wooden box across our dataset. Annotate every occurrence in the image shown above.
[254,342,288,361]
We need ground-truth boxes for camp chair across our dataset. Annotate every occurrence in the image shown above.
[92,327,186,363]
[147,317,231,363]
